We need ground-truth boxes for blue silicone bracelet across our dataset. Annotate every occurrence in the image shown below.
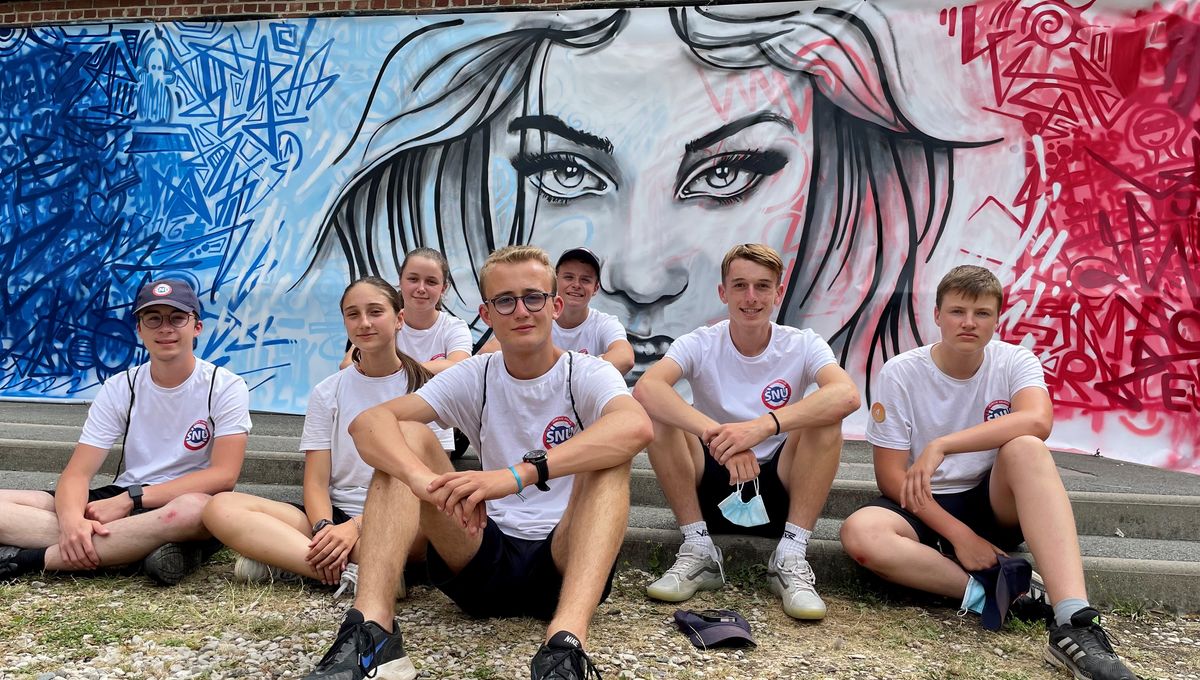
[508,464,524,493]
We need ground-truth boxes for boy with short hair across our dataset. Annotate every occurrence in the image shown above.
[633,243,859,620]
[479,246,635,376]
[302,245,653,680]
[840,265,1136,680]
[0,280,251,585]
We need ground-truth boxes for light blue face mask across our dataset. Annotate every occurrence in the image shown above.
[717,479,770,527]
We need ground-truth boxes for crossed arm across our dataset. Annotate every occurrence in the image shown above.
[350,393,652,534]
[633,360,859,483]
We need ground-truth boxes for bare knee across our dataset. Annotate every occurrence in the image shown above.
[397,421,452,471]
[840,510,898,567]
[797,422,844,454]
[997,435,1052,467]
[158,493,212,532]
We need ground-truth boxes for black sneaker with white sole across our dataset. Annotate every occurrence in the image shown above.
[530,630,602,679]
[1045,607,1137,680]
[303,609,415,680]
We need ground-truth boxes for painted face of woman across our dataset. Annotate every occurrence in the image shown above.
[499,10,815,376]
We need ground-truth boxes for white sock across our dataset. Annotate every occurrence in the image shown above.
[680,521,716,555]
[776,522,811,561]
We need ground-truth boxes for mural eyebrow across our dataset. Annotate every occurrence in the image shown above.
[508,115,613,154]
[685,111,795,153]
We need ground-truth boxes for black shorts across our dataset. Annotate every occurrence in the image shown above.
[286,502,353,526]
[47,484,149,513]
[50,484,223,557]
[698,441,790,538]
[863,471,1025,555]
[426,518,617,620]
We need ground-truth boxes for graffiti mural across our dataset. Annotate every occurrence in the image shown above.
[0,2,1196,471]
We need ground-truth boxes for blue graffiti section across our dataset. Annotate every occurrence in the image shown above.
[0,20,338,398]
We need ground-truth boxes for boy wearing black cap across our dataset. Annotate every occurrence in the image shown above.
[0,279,251,585]
[480,247,635,376]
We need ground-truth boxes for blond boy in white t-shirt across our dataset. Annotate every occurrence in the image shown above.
[633,244,860,621]
[478,247,635,376]
[0,280,251,585]
[840,265,1137,680]
[300,246,652,680]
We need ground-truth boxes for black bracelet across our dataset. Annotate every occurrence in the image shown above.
[768,411,781,435]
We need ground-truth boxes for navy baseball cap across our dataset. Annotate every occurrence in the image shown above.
[673,609,756,649]
[134,279,201,315]
[556,247,601,277]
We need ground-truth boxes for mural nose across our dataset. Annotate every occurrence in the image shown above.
[604,256,688,306]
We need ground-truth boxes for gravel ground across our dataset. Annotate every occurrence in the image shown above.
[2,555,1198,680]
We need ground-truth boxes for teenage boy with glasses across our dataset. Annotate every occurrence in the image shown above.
[633,244,859,620]
[0,280,251,585]
[479,247,635,376]
[302,245,652,680]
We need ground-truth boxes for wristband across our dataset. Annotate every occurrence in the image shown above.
[312,519,333,534]
[507,465,524,493]
[768,411,781,436]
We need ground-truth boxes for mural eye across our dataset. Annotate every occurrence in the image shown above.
[676,150,788,203]
[511,152,612,203]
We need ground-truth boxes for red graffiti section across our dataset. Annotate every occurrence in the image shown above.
[952,1,1200,470]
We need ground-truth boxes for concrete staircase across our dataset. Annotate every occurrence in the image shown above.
[3,401,1199,610]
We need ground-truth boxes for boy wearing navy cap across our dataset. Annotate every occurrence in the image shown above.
[0,279,251,585]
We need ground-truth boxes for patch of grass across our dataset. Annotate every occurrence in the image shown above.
[1004,617,1046,637]
[724,561,767,590]
[1107,598,1148,622]
[470,667,499,679]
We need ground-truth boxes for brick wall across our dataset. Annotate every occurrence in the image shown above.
[0,0,650,25]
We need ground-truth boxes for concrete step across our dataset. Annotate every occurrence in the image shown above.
[8,470,1198,611]
[6,436,1197,544]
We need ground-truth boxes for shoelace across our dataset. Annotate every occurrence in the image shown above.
[1076,622,1120,656]
[313,622,380,676]
[775,558,816,588]
[333,564,358,599]
[542,645,603,680]
[666,547,724,582]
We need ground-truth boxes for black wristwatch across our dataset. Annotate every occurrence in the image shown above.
[522,449,550,492]
[127,484,144,512]
[312,519,333,534]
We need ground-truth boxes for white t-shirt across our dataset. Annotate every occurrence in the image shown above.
[865,340,1049,493]
[78,359,252,486]
[396,311,473,449]
[299,366,413,516]
[552,308,627,358]
[416,352,628,540]
[665,321,837,461]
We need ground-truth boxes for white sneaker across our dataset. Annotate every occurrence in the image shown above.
[646,543,725,602]
[332,562,407,600]
[767,550,826,620]
[232,556,301,585]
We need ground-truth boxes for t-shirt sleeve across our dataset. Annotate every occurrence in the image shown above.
[1009,346,1049,396]
[415,356,485,437]
[574,355,631,427]
[596,313,628,351]
[663,330,702,379]
[299,375,336,451]
[444,316,474,355]
[211,369,252,437]
[805,332,839,385]
[77,372,132,450]
[865,364,913,451]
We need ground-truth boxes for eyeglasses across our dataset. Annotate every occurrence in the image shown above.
[485,292,553,316]
[140,311,194,329]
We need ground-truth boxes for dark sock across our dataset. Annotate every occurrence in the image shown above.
[14,548,47,574]
[546,630,583,650]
